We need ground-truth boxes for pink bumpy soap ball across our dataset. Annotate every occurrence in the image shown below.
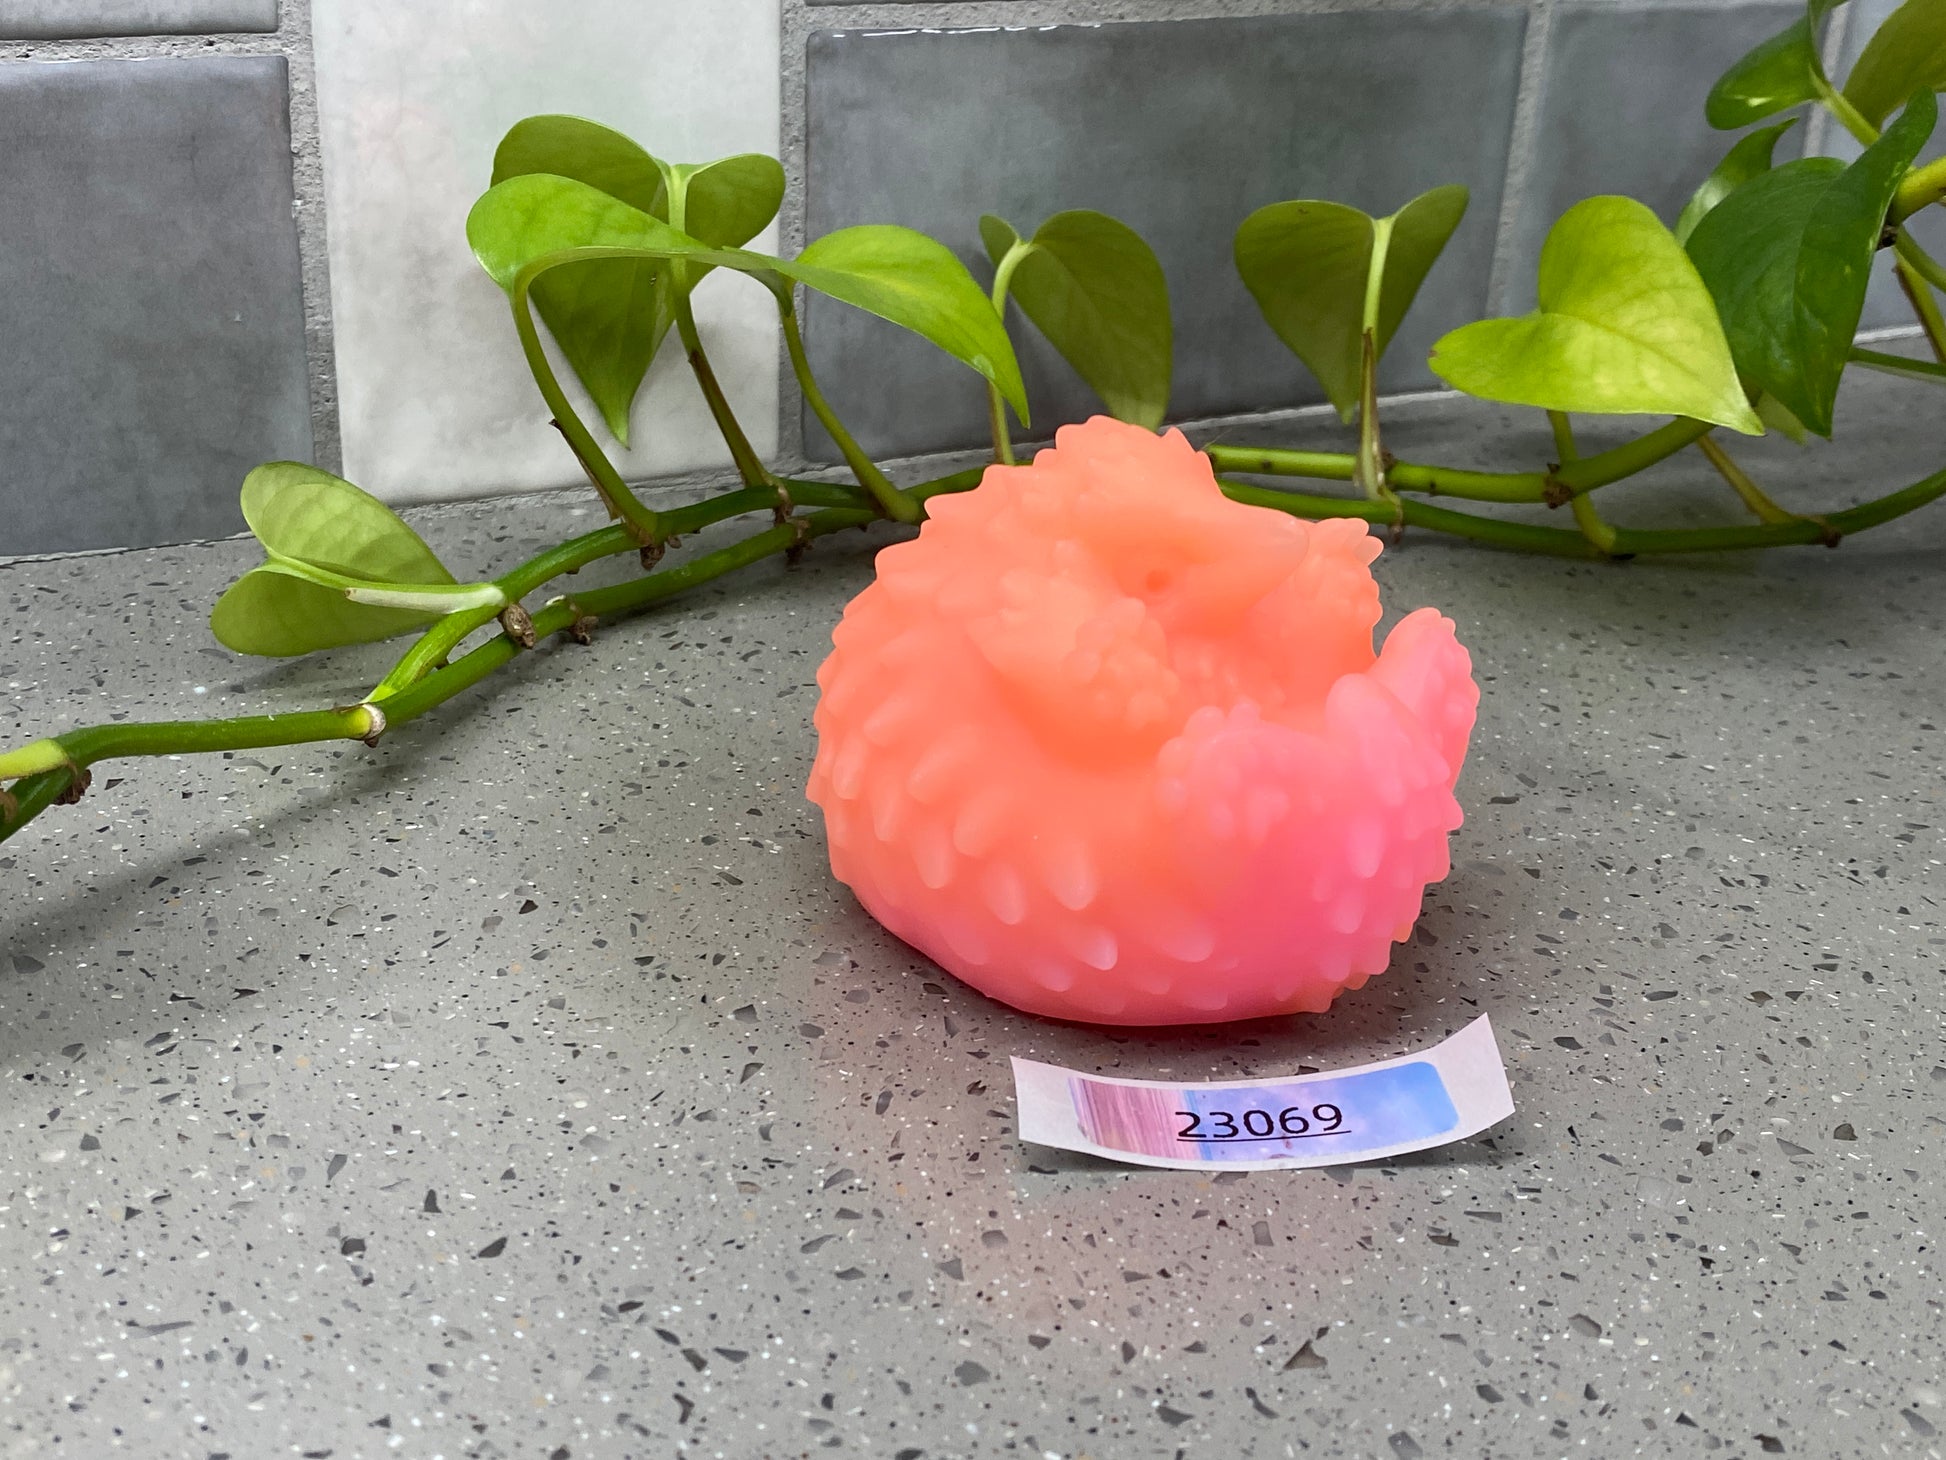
[806,417,1479,1026]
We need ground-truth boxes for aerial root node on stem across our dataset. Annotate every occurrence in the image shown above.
[500,603,537,649]
[54,767,91,806]
[569,614,598,645]
[1542,474,1572,509]
[785,516,813,566]
[358,703,388,748]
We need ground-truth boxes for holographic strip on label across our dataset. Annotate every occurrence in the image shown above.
[1011,1016,1513,1172]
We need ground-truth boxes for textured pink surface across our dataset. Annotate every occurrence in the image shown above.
[806,418,1479,1026]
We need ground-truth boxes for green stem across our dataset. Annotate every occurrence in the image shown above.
[986,387,1018,468]
[905,466,987,504]
[1218,462,1946,557]
[1355,216,1395,505]
[369,523,634,702]
[5,703,382,841]
[1546,417,1714,501]
[1815,72,1880,149]
[1848,343,1946,384]
[370,483,849,703]
[1550,411,1620,553]
[510,262,660,545]
[675,295,781,497]
[1892,154,1946,225]
[1547,409,1576,465]
[1891,257,1946,363]
[1695,434,1804,526]
[986,242,1033,466]
[778,294,919,524]
[1218,477,1603,555]
[1205,416,1712,504]
[1893,229,1946,296]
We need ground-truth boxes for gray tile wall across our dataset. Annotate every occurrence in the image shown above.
[0,1,277,39]
[803,10,1526,460]
[0,56,311,556]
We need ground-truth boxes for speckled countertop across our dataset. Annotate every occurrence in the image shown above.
[3,378,1945,1460]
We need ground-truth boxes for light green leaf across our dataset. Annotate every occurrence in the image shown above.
[1234,185,1468,420]
[654,152,788,320]
[240,462,456,585]
[981,209,1172,427]
[213,463,466,657]
[470,175,1027,417]
[1844,0,1946,127]
[1687,90,1936,433]
[979,214,1023,266]
[491,114,665,212]
[1706,0,1845,129]
[468,172,722,290]
[211,567,450,658]
[1675,119,1799,245]
[788,225,1029,422]
[1429,196,1762,433]
[490,116,670,444]
[666,153,786,254]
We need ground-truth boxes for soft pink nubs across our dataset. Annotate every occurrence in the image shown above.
[806,417,1479,1025]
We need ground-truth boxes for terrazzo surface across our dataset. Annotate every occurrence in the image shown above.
[3,377,1945,1459]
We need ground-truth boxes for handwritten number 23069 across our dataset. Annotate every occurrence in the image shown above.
[1175,1104,1345,1141]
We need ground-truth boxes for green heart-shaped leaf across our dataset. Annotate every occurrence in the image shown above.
[469,172,715,288]
[1844,0,1946,127]
[1687,90,1936,434]
[1675,119,1799,245]
[789,225,1028,422]
[1429,196,1761,432]
[980,209,1172,427]
[469,175,1028,420]
[213,463,463,657]
[240,461,456,585]
[1234,185,1468,420]
[666,153,786,256]
[491,114,665,212]
[491,116,671,445]
[211,566,454,658]
[654,152,788,321]
[1706,0,1845,130]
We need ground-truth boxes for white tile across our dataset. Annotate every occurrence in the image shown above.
[312,0,781,503]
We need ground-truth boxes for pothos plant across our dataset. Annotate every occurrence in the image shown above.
[4,0,1946,846]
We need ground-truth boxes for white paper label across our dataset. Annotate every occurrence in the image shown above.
[1011,1015,1514,1171]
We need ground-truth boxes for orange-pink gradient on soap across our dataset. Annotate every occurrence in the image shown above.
[807,417,1479,1025]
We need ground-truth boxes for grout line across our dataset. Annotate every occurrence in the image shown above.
[800,0,1530,26]
[278,0,342,477]
[1485,0,1552,316]
[0,31,285,62]
[779,2,814,471]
